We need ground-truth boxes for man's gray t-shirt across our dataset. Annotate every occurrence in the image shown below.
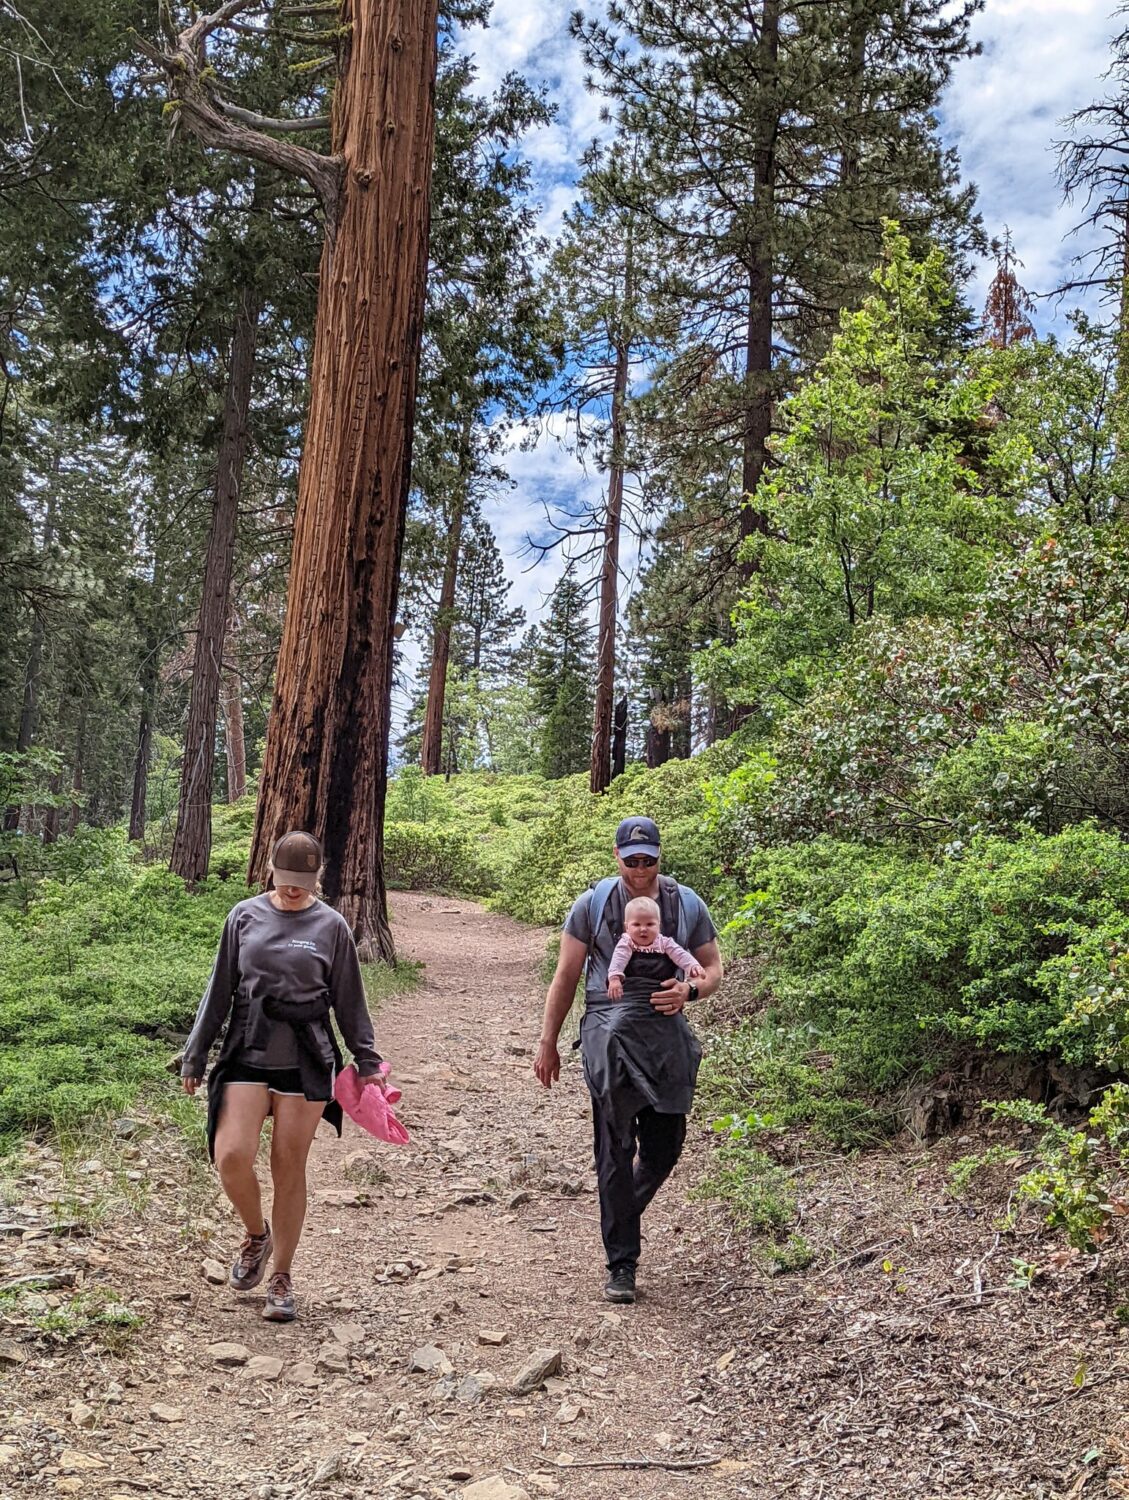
[181,894,380,1078]
[563,879,717,1002]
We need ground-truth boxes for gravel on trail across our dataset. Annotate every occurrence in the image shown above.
[1,891,1127,1499]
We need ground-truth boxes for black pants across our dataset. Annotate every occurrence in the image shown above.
[592,1100,687,1271]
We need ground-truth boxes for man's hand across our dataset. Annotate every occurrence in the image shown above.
[361,1072,389,1093]
[649,978,689,1015]
[533,1039,561,1088]
[182,1076,201,1095]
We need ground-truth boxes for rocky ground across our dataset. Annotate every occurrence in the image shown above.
[2,892,1129,1500]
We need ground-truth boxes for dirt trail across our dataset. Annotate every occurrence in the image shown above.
[2,892,1128,1499]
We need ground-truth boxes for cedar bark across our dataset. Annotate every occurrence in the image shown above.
[420,418,473,776]
[223,664,247,802]
[170,282,262,884]
[590,330,630,794]
[646,705,671,770]
[248,0,441,961]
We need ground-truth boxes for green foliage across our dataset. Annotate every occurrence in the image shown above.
[947,1143,1026,1197]
[0,842,250,1139]
[726,826,1129,1077]
[705,226,1031,711]
[699,1015,894,1147]
[13,1284,144,1354]
[386,767,455,825]
[384,821,495,896]
[692,1140,795,1234]
[531,565,596,781]
[988,1091,1129,1253]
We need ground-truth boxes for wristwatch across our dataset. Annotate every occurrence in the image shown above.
[687,984,699,1003]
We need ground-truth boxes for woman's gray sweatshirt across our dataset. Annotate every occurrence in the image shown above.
[181,894,381,1080]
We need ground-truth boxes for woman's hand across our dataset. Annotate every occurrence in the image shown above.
[360,1071,389,1094]
[182,1076,201,1095]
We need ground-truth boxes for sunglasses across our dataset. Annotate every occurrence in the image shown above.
[622,854,658,868]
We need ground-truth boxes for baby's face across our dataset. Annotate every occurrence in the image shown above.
[627,914,659,946]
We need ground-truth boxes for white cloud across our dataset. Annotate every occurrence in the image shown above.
[942,0,1116,325]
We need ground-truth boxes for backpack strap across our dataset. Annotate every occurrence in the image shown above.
[674,882,703,950]
[586,877,620,964]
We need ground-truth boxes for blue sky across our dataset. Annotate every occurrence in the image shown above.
[439,0,1121,640]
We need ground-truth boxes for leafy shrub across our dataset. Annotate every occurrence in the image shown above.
[989,1091,1129,1252]
[383,821,494,895]
[386,766,455,825]
[0,863,249,1140]
[726,825,1129,1081]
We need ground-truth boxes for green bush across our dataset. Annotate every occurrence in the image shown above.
[727,825,1129,1083]
[384,821,495,895]
[0,856,249,1141]
[988,1091,1129,1252]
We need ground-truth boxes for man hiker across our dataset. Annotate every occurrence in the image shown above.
[533,816,723,1304]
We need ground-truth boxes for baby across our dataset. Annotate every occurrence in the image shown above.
[606,895,706,1000]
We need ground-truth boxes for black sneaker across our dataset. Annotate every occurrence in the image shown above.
[230,1224,272,1292]
[604,1265,636,1304]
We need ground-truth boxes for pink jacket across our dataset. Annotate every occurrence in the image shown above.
[607,930,700,980]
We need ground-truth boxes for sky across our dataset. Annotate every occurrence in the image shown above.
[394,0,1122,720]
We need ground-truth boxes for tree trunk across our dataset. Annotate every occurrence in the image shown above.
[129,553,165,843]
[590,329,630,795]
[42,769,62,844]
[611,694,627,780]
[1116,202,1129,478]
[66,703,86,837]
[170,281,262,884]
[3,611,44,833]
[128,635,159,842]
[248,0,441,962]
[4,465,58,830]
[646,715,671,769]
[223,664,247,802]
[738,0,779,570]
[672,672,692,760]
[420,420,473,776]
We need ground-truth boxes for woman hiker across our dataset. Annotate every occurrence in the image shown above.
[181,830,386,1323]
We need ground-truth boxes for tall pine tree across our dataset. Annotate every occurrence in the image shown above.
[531,565,596,780]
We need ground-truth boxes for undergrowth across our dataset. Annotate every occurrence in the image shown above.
[0,802,420,1143]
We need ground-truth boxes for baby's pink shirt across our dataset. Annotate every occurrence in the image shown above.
[607,930,700,979]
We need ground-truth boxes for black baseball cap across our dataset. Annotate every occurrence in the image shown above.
[614,816,660,860]
[271,830,323,890]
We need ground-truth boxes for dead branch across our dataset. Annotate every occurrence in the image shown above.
[215,98,330,132]
[552,1457,726,1472]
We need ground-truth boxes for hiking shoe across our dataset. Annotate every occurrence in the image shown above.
[230,1224,272,1292]
[604,1265,636,1304]
[263,1271,296,1322]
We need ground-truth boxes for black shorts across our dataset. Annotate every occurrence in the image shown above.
[225,1062,328,1102]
